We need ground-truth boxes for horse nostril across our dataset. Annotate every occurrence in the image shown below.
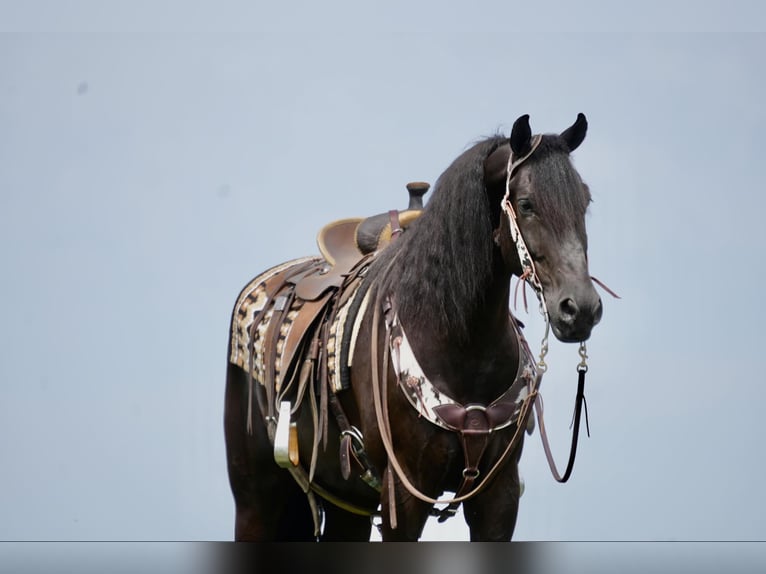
[559,297,578,319]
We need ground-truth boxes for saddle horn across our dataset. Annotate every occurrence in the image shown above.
[406,181,429,210]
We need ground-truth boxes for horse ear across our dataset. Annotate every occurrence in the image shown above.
[560,113,588,152]
[510,114,532,157]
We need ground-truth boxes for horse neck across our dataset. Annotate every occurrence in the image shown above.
[386,242,521,404]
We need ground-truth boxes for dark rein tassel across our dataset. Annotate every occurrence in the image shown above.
[570,368,591,438]
[555,366,589,483]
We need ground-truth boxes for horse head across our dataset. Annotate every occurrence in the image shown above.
[485,114,602,343]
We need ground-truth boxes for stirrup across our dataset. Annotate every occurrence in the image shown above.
[274,401,298,467]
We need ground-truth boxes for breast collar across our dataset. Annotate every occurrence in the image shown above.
[384,302,540,433]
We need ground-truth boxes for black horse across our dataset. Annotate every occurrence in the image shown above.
[224,114,603,541]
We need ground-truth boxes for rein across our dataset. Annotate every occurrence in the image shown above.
[501,138,593,484]
[534,348,590,483]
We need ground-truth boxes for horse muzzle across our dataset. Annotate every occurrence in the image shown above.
[549,289,603,343]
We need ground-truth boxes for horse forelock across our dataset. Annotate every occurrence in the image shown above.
[521,135,592,241]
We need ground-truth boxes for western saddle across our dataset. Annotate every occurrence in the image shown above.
[234,181,432,524]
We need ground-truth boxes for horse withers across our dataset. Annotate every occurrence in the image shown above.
[224,114,603,541]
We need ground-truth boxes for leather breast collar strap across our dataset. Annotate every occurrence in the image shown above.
[385,305,538,435]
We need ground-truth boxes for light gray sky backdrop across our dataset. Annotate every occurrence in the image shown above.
[2,1,765,541]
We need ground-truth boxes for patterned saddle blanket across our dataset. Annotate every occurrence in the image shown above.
[228,254,371,405]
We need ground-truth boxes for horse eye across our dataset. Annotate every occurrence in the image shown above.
[517,198,534,215]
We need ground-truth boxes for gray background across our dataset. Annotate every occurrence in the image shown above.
[2,1,764,541]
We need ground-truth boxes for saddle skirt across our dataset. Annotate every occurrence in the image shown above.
[230,256,316,391]
[229,255,369,404]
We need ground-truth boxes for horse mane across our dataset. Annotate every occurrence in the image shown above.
[370,135,507,343]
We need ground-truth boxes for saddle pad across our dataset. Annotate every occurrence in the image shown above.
[230,254,374,399]
[229,257,318,387]
[326,276,368,392]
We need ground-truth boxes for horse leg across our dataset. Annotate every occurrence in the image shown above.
[376,466,434,541]
[233,477,315,541]
[462,458,523,541]
[319,504,373,541]
[224,363,315,541]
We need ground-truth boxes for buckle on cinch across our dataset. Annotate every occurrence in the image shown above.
[340,426,365,456]
[341,427,382,491]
